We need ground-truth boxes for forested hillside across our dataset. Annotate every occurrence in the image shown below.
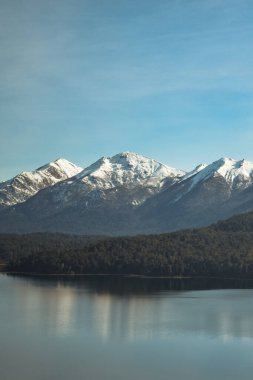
[2,211,253,277]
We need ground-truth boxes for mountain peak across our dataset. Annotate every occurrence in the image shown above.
[0,158,83,208]
[76,152,185,187]
[36,158,82,176]
[216,156,236,165]
[53,157,72,165]
[184,157,253,191]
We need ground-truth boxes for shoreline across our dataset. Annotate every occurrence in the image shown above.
[1,271,253,282]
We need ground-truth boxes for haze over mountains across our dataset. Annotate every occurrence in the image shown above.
[1,152,253,235]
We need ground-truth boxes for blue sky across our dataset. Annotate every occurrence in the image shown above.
[1,0,253,179]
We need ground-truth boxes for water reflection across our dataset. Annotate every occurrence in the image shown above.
[2,274,253,342]
[2,275,253,380]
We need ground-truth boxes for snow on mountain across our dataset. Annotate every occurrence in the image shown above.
[0,158,83,207]
[181,163,208,181]
[2,152,253,235]
[215,158,253,187]
[7,152,186,219]
[36,158,83,179]
[75,151,185,189]
[186,157,253,191]
[162,157,253,206]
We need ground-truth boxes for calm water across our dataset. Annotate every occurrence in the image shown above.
[1,275,253,380]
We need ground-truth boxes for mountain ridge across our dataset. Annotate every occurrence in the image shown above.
[1,152,253,235]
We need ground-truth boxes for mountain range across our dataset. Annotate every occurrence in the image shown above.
[1,152,253,235]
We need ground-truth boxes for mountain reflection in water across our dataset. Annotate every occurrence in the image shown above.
[4,275,253,342]
[1,274,253,380]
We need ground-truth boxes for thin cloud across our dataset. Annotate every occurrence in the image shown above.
[1,0,253,179]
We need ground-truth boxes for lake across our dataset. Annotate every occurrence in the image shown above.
[1,274,253,380]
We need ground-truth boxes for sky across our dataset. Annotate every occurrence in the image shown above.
[1,0,253,180]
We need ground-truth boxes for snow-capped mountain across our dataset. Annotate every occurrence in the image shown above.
[0,158,83,208]
[0,152,185,234]
[139,157,253,233]
[21,152,182,212]
[183,157,253,191]
[73,151,185,195]
[1,153,253,235]
[29,151,184,207]
[164,157,253,204]
[36,152,182,205]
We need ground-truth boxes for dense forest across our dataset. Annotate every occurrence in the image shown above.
[1,211,253,277]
